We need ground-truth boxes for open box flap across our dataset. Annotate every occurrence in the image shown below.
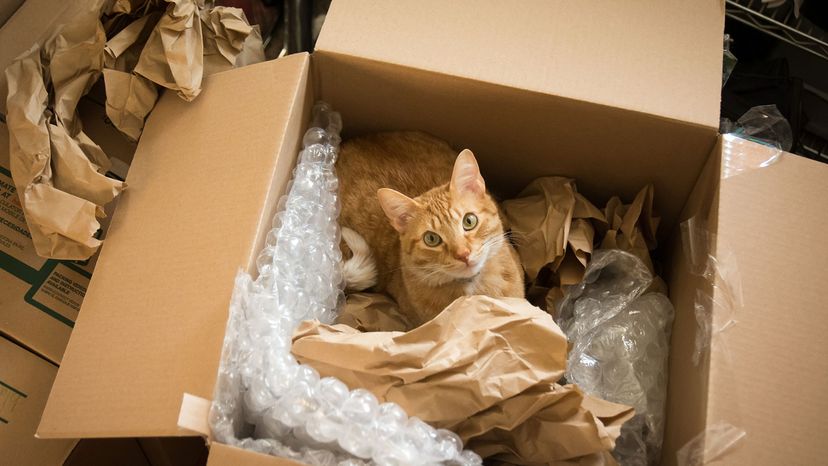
[705,145,828,464]
[37,54,311,439]
[316,0,725,129]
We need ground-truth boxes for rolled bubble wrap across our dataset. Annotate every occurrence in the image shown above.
[210,103,483,466]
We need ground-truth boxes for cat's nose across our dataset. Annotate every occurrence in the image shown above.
[454,248,471,264]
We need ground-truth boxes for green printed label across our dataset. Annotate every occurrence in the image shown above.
[0,166,91,328]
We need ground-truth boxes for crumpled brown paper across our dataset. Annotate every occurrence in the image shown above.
[502,177,606,282]
[5,7,125,260]
[103,12,160,140]
[503,178,661,316]
[201,7,265,76]
[105,0,264,138]
[334,292,412,332]
[293,296,633,465]
[133,0,204,100]
[598,185,660,273]
[3,0,264,259]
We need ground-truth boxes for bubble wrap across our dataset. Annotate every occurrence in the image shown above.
[209,103,482,466]
[556,250,675,466]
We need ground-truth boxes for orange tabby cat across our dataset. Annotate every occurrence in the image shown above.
[337,131,524,326]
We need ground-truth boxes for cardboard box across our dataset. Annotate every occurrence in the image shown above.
[0,335,189,465]
[0,336,76,465]
[36,1,828,465]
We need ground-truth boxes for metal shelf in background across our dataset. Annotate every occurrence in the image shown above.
[725,0,828,62]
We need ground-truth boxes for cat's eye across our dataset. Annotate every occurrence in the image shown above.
[423,231,442,247]
[462,213,478,231]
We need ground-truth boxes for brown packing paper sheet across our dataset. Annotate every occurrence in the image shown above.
[293,295,633,465]
[502,178,603,315]
[102,69,158,140]
[106,1,264,138]
[4,7,125,260]
[599,185,659,273]
[502,177,577,281]
[502,177,606,282]
[502,178,660,315]
[201,7,265,75]
[134,0,204,101]
[133,0,262,101]
[466,384,630,466]
[3,0,264,261]
[334,292,412,332]
[103,12,160,140]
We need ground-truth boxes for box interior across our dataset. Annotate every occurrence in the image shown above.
[249,51,724,464]
[215,49,724,465]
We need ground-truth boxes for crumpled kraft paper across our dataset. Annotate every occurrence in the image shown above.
[599,185,660,273]
[201,7,265,76]
[334,292,412,332]
[4,0,264,260]
[4,7,125,260]
[293,296,633,465]
[132,0,263,101]
[133,0,204,101]
[503,178,661,315]
[103,12,160,140]
[502,177,605,282]
[107,0,264,138]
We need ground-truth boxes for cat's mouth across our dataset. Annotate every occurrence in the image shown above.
[449,259,484,279]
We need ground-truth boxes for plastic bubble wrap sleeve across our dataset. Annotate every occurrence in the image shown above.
[556,250,675,466]
[209,103,483,466]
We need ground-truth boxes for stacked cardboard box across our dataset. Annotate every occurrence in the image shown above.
[0,337,75,464]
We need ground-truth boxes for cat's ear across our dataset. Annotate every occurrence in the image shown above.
[378,188,420,233]
[450,149,485,200]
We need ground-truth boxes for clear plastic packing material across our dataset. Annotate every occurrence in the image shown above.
[209,103,482,466]
[675,219,747,465]
[680,216,744,366]
[556,250,675,466]
[722,34,737,88]
[675,422,746,466]
[720,104,791,179]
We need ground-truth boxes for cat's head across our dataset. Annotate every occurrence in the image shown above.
[377,150,506,286]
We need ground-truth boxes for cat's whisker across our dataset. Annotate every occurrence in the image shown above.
[502,230,529,246]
